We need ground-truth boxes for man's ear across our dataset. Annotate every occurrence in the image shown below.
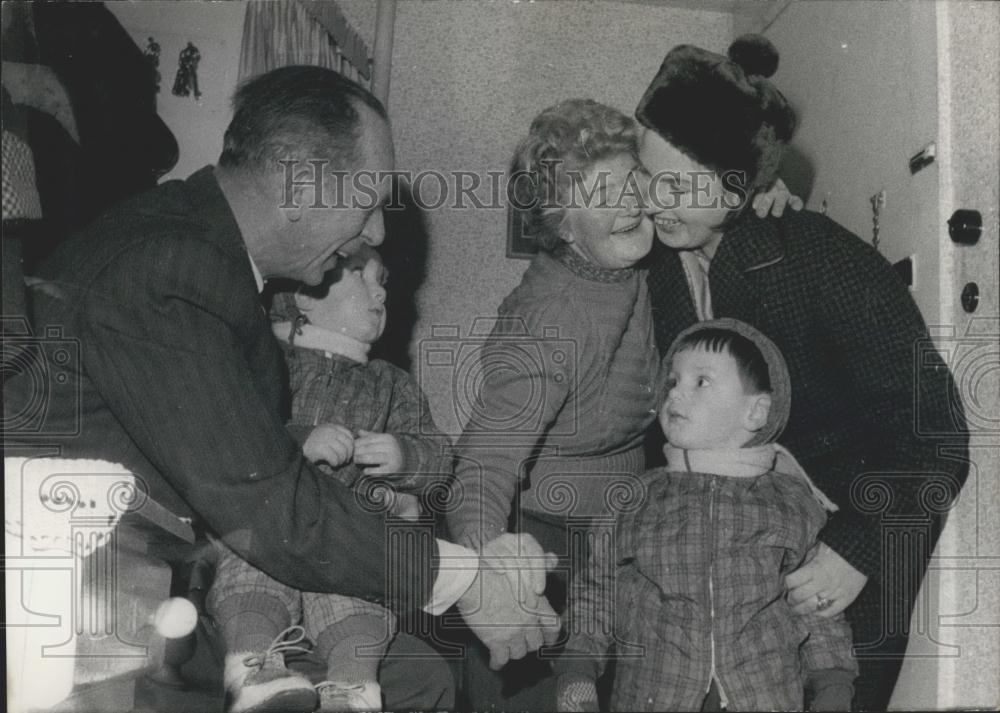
[744,393,771,433]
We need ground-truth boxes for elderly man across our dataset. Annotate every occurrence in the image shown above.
[3,66,557,711]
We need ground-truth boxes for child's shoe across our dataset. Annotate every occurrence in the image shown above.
[315,680,382,712]
[224,626,317,713]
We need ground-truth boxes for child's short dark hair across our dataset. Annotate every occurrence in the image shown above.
[673,327,771,394]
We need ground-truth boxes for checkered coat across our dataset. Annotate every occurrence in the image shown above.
[559,465,857,711]
[641,209,969,709]
[643,209,968,581]
[280,342,453,496]
[209,343,454,633]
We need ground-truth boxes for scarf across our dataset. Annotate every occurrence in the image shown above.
[271,321,370,364]
[664,443,838,512]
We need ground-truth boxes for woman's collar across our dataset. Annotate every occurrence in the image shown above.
[552,242,635,283]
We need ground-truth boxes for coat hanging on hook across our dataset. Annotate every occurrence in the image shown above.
[172,41,201,100]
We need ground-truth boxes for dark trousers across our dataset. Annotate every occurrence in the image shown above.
[847,576,919,712]
[700,680,724,711]
[379,633,456,710]
[846,516,943,712]
[277,631,454,710]
[458,509,580,712]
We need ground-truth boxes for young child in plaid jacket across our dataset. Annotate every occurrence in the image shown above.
[554,319,857,712]
[207,247,453,713]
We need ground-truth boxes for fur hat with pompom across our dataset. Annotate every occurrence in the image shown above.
[636,35,796,195]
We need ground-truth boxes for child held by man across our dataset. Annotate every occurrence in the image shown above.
[207,248,453,713]
[555,319,857,712]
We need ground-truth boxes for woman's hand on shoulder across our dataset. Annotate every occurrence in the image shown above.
[753,177,804,218]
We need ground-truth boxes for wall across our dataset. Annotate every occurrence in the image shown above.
[388,0,731,433]
[919,1,1000,710]
[106,0,377,183]
[767,2,999,709]
[106,2,244,182]
[765,0,942,324]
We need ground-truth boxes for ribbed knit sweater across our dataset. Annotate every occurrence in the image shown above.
[448,247,661,550]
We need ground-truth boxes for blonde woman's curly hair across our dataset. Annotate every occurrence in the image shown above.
[509,99,639,251]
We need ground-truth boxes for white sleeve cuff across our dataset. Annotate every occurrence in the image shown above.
[423,539,479,615]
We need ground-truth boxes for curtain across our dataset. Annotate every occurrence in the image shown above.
[238,0,370,85]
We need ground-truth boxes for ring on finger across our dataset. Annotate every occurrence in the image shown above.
[816,594,834,611]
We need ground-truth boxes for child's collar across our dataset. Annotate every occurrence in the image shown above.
[664,443,776,478]
[664,443,839,512]
[271,321,370,363]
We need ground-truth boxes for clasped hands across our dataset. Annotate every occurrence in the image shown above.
[303,423,418,517]
[307,425,561,665]
[304,423,402,474]
[457,533,561,670]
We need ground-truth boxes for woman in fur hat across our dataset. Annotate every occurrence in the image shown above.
[635,35,969,711]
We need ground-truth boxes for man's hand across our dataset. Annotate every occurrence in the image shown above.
[354,430,403,475]
[786,542,867,618]
[303,423,355,467]
[753,177,804,218]
[480,533,560,610]
[457,540,561,669]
